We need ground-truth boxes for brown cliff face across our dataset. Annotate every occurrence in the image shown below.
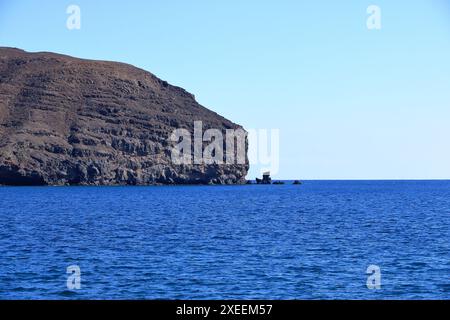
[0,48,248,185]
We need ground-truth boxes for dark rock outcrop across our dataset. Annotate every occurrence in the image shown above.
[0,47,248,185]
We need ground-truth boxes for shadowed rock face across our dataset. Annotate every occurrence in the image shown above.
[0,48,248,185]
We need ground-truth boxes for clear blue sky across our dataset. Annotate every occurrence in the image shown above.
[1,0,449,179]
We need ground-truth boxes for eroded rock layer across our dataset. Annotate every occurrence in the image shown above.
[0,48,248,185]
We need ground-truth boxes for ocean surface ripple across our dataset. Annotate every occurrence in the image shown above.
[0,180,449,299]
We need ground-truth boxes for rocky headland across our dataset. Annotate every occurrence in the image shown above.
[0,48,248,185]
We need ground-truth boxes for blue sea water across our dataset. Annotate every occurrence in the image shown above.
[0,180,449,300]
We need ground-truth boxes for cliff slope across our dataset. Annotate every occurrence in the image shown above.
[0,48,248,185]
